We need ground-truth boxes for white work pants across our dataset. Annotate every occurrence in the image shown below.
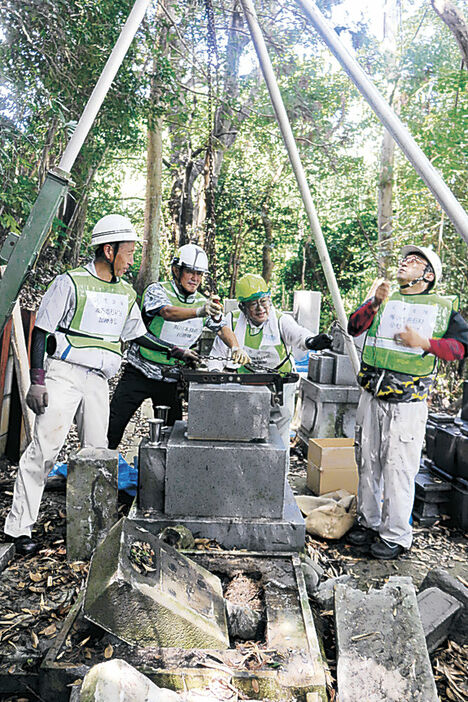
[4,359,109,538]
[354,391,427,549]
[270,382,296,452]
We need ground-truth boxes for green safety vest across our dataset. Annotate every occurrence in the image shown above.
[62,266,137,356]
[362,290,458,376]
[231,309,293,372]
[139,280,206,366]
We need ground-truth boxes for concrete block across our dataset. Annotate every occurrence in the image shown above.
[0,543,14,572]
[128,480,305,552]
[138,439,166,511]
[67,447,118,562]
[324,350,357,386]
[165,421,287,518]
[312,575,353,609]
[187,383,271,442]
[335,577,438,702]
[419,568,468,645]
[417,587,463,653]
[293,290,321,335]
[298,377,358,441]
[80,659,180,702]
[307,354,334,384]
[84,518,229,649]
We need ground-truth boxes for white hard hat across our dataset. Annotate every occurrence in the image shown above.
[400,245,442,287]
[91,214,138,247]
[171,243,209,273]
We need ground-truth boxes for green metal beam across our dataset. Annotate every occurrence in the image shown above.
[0,168,70,337]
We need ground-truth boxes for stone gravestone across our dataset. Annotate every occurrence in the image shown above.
[84,518,229,649]
[67,447,118,562]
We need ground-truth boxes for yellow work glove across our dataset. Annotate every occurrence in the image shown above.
[231,347,251,366]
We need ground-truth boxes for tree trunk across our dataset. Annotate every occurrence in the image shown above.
[135,110,163,295]
[377,128,395,276]
[431,0,468,67]
[261,208,274,283]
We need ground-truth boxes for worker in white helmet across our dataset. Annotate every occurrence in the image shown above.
[3,214,189,556]
[347,245,468,559]
[107,243,247,449]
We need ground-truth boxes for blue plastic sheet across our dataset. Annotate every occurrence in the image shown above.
[47,454,138,496]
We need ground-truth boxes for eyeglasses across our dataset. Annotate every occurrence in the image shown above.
[246,296,271,310]
[182,267,204,277]
[398,254,428,267]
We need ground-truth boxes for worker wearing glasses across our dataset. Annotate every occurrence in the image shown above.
[347,245,468,559]
[208,273,332,451]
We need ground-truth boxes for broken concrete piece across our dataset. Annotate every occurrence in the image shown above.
[67,447,119,562]
[186,383,271,442]
[84,518,229,649]
[335,577,438,702]
[312,575,353,609]
[159,525,195,550]
[302,554,324,578]
[419,567,468,645]
[301,562,320,594]
[80,658,180,702]
[417,587,463,653]
[0,543,14,572]
[226,600,262,640]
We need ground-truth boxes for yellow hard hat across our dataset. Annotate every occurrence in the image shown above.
[236,274,270,302]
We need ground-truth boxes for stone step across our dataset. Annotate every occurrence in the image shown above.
[417,586,463,653]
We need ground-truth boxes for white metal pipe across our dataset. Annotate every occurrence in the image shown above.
[295,0,468,246]
[239,0,361,373]
[59,0,151,173]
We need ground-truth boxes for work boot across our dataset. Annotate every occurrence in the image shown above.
[346,525,378,546]
[370,539,405,560]
[13,535,38,557]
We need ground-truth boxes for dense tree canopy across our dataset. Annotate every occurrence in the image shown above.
[1,0,467,332]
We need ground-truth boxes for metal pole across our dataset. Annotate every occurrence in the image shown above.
[239,0,361,373]
[295,0,468,246]
[59,0,151,173]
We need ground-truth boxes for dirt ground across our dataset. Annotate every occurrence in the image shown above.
[0,446,466,702]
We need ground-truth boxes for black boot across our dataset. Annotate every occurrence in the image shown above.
[13,535,38,557]
[370,539,405,560]
[347,525,378,546]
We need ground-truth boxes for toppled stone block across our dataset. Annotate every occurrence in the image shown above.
[67,447,119,562]
[312,574,353,609]
[84,518,229,649]
[419,568,468,645]
[226,600,262,640]
[417,587,463,653]
[0,543,14,572]
[301,562,320,594]
[165,421,287,519]
[335,576,438,702]
[187,383,270,442]
[80,658,180,702]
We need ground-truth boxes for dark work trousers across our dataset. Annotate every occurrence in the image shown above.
[108,363,182,449]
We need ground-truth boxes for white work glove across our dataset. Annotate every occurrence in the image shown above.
[26,369,48,415]
[196,296,223,319]
[231,347,251,366]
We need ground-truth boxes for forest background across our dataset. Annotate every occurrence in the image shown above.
[0,0,467,395]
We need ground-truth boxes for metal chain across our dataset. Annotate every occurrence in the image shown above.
[195,354,294,377]
[203,0,218,248]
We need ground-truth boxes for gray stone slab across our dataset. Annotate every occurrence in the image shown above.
[324,351,357,386]
[335,577,438,702]
[67,447,119,562]
[0,543,14,572]
[417,587,463,653]
[419,568,468,645]
[298,378,358,441]
[138,439,166,511]
[307,354,334,384]
[84,518,229,649]
[128,480,305,552]
[165,421,287,519]
[187,383,271,442]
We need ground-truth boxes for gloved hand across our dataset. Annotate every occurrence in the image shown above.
[170,347,200,368]
[26,369,48,415]
[231,347,251,366]
[306,333,333,351]
[196,295,223,319]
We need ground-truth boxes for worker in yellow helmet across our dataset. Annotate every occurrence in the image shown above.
[208,273,332,450]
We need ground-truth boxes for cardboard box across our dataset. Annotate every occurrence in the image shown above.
[307,438,358,495]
